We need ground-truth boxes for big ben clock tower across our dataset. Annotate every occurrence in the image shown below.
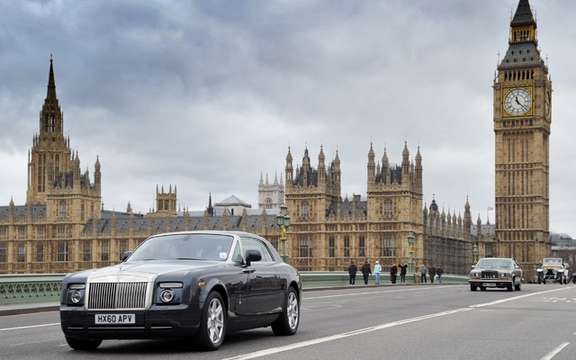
[494,0,552,278]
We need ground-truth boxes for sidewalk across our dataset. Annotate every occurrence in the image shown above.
[0,302,59,316]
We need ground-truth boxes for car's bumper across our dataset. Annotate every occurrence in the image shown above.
[60,305,201,339]
[469,279,512,288]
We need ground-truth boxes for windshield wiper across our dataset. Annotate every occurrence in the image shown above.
[174,257,205,261]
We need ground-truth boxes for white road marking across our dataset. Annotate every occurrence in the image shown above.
[305,285,454,300]
[0,323,59,332]
[540,342,570,360]
[222,286,574,360]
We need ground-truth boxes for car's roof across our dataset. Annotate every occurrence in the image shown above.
[148,230,265,239]
[478,257,514,261]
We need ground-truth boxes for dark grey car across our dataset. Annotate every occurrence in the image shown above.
[60,231,301,351]
[469,258,523,292]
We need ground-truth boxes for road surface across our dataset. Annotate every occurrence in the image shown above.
[1,284,575,360]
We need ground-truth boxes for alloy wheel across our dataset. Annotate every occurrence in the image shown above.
[287,291,299,330]
[207,298,224,345]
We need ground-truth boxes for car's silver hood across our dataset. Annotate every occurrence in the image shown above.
[86,260,221,283]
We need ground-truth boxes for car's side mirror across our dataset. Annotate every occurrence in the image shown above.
[244,250,262,267]
[120,251,133,262]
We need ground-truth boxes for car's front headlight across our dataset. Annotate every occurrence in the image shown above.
[500,272,510,279]
[156,282,183,305]
[66,283,86,306]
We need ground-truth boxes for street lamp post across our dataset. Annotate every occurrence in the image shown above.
[276,205,291,263]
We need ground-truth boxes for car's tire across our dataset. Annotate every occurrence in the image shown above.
[543,278,546,284]
[480,286,486,291]
[507,281,514,292]
[272,287,300,336]
[514,281,521,291]
[65,336,102,351]
[470,284,477,291]
[198,291,227,350]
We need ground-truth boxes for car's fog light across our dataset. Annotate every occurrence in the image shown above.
[70,290,82,304]
[160,289,174,304]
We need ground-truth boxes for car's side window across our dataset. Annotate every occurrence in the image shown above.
[240,237,274,263]
[231,242,243,263]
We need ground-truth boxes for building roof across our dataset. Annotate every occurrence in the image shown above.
[0,204,47,221]
[214,195,251,207]
[511,0,536,27]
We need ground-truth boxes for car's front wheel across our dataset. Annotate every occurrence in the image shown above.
[65,336,102,351]
[272,287,300,336]
[470,284,477,291]
[198,292,226,350]
[514,280,521,291]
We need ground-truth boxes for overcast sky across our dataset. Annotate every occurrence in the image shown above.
[0,0,574,235]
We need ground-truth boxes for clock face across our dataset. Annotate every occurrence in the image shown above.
[504,88,531,116]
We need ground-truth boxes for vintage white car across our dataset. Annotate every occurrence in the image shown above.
[537,258,570,284]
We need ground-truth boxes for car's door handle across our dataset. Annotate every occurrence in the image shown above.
[243,268,255,274]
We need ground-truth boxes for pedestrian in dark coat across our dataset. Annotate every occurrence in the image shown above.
[429,266,437,284]
[348,261,358,285]
[436,267,444,284]
[390,264,398,284]
[400,264,408,284]
[361,261,372,285]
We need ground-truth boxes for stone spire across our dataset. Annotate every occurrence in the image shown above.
[511,0,535,27]
[47,55,57,101]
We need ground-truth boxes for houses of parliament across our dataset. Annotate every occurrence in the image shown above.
[0,0,549,276]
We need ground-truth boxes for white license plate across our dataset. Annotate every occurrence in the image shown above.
[483,283,497,287]
[95,313,135,325]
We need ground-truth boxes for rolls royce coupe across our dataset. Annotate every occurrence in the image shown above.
[60,231,301,351]
[469,257,522,292]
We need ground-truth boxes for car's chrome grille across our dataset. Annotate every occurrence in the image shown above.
[481,271,499,279]
[88,282,148,310]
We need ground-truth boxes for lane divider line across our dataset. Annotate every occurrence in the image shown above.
[0,322,59,332]
[540,342,570,360]
[222,286,574,360]
[305,286,454,300]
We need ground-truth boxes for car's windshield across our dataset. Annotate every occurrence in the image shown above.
[475,258,513,270]
[543,258,562,265]
[128,234,234,262]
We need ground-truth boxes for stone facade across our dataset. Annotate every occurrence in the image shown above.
[284,144,426,272]
[258,173,284,211]
[494,0,552,278]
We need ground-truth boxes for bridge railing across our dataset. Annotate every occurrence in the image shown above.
[0,272,469,306]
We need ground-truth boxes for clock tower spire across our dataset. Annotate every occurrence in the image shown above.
[493,0,551,279]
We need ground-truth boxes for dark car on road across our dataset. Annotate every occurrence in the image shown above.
[60,231,301,351]
[469,257,523,292]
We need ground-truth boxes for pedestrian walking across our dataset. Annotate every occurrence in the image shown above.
[390,264,398,284]
[374,260,382,286]
[348,261,358,285]
[420,265,428,284]
[400,264,407,284]
[429,266,436,284]
[436,267,444,284]
[361,260,372,285]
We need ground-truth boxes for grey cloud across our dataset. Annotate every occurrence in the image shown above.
[0,0,573,235]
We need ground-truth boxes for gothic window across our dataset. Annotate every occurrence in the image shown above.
[0,242,6,263]
[380,233,396,257]
[59,200,67,218]
[300,201,310,218]
[17,243,26,262]
[36,243,44,262]
[80,201,85,221]
[101,240,110,261]
[383,199,394,219]
[17,226,27,240]
[265,198,273,209]
[359,236,366,257]
[328,237,335,258]
[57,241,68,262]
[298,237,311,258]
[83,242,92,262]
[119,239,129,257]
[343,236,350,257]
[0,226,7,240]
